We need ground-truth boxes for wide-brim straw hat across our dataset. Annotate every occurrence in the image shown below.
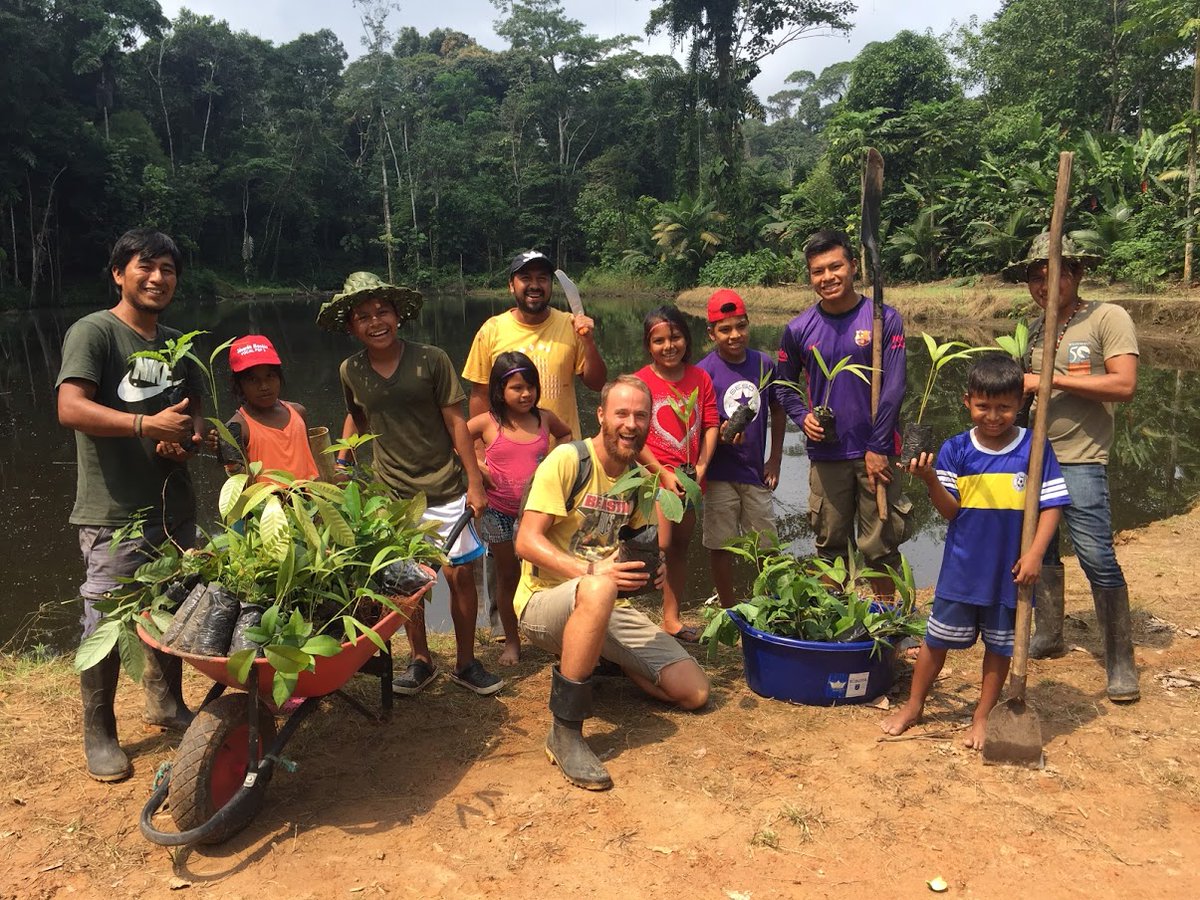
[1001,232,1103,282]
[316,271,423,332]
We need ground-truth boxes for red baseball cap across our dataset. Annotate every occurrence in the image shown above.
[706,289,747,323]
[229,335,282,372]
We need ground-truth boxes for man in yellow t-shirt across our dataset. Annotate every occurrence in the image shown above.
[462,250,607,440]
[515,376,709,791]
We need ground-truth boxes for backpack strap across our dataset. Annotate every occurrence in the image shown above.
[563,440,593,513]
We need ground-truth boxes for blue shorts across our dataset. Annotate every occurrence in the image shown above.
[924,597,1015,657]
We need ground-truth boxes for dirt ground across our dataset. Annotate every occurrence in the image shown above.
[2,505,1199,900]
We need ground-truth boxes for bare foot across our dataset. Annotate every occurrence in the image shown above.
[498,644,520,666]
[880,703,923,736]
[962,716,988,750]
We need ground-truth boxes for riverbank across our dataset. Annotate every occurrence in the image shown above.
[2,503,1198,897]
[676,278,1200,343]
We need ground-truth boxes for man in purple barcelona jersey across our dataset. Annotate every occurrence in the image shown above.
[696,289,785,608]
[775,230,910,599]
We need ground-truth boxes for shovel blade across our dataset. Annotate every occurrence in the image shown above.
[982,697,1044,768]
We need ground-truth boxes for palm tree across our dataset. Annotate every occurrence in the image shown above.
[652,194,727,265]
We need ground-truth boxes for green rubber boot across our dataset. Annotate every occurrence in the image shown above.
[142,648,194,731]
[546,666,612,791]
[1093,585,1140,703]
[1029,564,1066,659]
[81,650,131,782]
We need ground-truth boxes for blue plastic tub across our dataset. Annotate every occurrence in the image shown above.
[730,612,897,706]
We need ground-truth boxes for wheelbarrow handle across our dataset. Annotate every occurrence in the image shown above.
[441,505,476,555]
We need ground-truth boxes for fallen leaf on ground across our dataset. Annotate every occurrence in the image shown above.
[867,696,890,710]
[168,876,191,890]
[927,876,949,892]
[725,891,752,900]
[649,846,676,855]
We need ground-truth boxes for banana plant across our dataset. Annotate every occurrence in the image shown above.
[994,321,1030,364]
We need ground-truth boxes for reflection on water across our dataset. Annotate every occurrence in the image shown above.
[2,296,1197,649]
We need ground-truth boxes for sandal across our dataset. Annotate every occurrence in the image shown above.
[669,625,702,644]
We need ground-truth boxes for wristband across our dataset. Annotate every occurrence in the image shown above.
[134,414,144,438]
[336,457,351,467]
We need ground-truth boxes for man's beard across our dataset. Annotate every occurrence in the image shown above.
[517,295,549,316]
[601,423,646,464]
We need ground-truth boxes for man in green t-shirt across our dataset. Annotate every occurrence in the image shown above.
[515,376,709,791]
[57,228,207,782]
[1002,233,1140,702]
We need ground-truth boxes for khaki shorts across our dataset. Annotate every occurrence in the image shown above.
[518,579,691,684]
[808,459,912,570]
[702,479,776,550]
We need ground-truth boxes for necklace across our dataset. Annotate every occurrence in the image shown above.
[1052,301,1082,352]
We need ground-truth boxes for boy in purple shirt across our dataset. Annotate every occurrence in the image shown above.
[696,290,785,607]
[776,230,910,597]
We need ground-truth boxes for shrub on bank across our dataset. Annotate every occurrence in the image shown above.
[699,250,799,287]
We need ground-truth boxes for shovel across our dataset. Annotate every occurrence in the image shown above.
[982,150,1074,767]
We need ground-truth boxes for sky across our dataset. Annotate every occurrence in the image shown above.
[158,0,1004,100]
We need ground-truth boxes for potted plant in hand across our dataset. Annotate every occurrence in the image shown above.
[606,462,701,596]
[776,347,874,444]
[700,532,925,706]
[900,333,989,463]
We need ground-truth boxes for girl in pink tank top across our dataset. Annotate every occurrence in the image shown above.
[217,335,320,484]
[468,351,572,665]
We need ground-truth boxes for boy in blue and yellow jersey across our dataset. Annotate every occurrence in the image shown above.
[881,354,1070,751]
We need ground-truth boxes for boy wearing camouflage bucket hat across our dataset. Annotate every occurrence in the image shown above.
[319,272,503,697]
[1003,233,1140,702]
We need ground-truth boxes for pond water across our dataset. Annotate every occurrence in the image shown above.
[2,294,1197,650]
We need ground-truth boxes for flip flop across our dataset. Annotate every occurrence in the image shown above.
[669,625,702,644]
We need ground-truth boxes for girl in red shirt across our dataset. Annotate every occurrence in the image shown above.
[634,305,718,642]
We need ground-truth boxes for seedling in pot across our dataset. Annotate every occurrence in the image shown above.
[721,364,775,443]
[698,532,925,661]
[128,330,234,454]
[606,463,700,597]
[901,333,989,463]
[775,347,874,444]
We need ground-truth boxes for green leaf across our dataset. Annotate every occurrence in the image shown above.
[311,495,355,547]
[264,644,312,675]
[657,488,684,522]
[116,625,146,682]
[74,620,122,672]
[272,672,298,708]
[218,473,249,520]
[227,648,257,686]
[302,635,343,657]
[344,616,387,651]
[260,496,292,562]
[275,543,296,600]
[291,494,323,552]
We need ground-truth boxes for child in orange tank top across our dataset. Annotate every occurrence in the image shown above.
[218,335,320,483]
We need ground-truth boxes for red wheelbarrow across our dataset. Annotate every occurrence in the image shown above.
[135,511,471,847]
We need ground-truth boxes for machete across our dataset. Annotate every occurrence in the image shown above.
[861,148,887,521]
[554,269,591,336]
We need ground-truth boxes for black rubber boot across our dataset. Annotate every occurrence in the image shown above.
[1093,585,1140,703]
[81,650,131,782]
[1029,564,1066,659]
[142,648,194,731]
[546,666,612,791]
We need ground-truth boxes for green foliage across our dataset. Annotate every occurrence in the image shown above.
[698,249,798,286]
[699,533,925,660]
[994,322,1030,363]
[607,463,700,524]
[78,464,444,700]
[844,30,957,115]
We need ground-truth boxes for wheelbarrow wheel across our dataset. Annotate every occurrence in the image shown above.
[169,693,277,844]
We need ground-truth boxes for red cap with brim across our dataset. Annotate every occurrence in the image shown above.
[229,334,282,372]
[707,288,747,323]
